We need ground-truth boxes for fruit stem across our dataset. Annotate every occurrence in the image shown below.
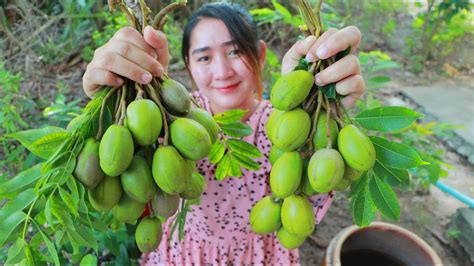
[97,86,119,140]
[152,1,187,30]
[309,90,323,152]
[135,83,145,100]
[324,94,333,149]
[119,3,137,29]
[118,85,127,126]
[146,83,169,145]
[137,0,150,32]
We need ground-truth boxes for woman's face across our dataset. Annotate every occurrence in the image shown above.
[187,18,260,113]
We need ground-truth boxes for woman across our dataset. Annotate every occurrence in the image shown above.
[83,2,364,264]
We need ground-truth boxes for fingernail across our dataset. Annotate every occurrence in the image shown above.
[317,45,329,59]
[305,53,315,62]
[117,77,124,84]
[315,74,323,86]
[141,73,152,83]
[156,66,164,75]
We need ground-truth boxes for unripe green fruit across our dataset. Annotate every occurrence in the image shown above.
[270,152,302,198]
[313,111,339,149]
[186,108,219,144]
[121,155,158,203]
[308,148,345,193]
[281,195,315,237]
[74,138,104,189]
[99,125,134,176]
[112,193,144,224]
[88,175,122,212]
[135,217,162,253]
[249,196,282,234]
[338,125,376,171]
[152,146,190,194]
[151,189,180,219]
[273,108,311,151]
[180,172,206,200]
[343,165,363,182]
[300,157,318,197]
[334,177,351,191]
[126,99,162,146]
[270,70,314,111]
[269,145,285,165]
[170,118,212,161]
[266,109,284,143]
[160,78,191,115]
[277,226,306,249]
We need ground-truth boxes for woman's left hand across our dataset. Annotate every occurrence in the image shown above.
[281,26,364,108]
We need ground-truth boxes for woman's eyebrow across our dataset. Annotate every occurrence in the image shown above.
[191,40,237,55]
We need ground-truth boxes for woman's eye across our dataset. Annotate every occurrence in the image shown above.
[229,49,240,56]
[198,56,209,62]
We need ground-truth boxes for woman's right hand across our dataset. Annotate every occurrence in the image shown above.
[82,26,169,98]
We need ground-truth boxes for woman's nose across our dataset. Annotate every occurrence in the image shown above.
[212,57,235,80]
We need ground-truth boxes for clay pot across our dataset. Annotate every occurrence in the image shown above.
[324,222,442,266]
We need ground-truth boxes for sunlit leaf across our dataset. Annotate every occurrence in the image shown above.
[220,122,253,137]
[215,153,231,180]
[0,211,27,246]
[213,109,247,124]
[0,163,42,198]
[369,174,400,220]
[373,161,410,190]
[208,140,226,164]
[355,106,424,132]
[371,136,429,169]
[227,139,262,158]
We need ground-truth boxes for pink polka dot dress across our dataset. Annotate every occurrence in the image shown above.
[141,92,334,265]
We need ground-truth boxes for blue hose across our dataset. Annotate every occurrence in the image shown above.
[434,180,474,208]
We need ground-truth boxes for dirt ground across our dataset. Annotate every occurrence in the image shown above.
[299,73,474,265]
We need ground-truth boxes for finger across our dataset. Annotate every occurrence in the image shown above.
[281,36,317,75]
[335,74,365,108]
[314,26,362,60]
[104,40,164,76]
[144,26,169,72]
[83,68,124,98]
[305,28,337,62]
[91,52,154,85]
[113,27,158,59]
[315,54,360,86]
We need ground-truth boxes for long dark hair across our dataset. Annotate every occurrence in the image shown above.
[181,2,263,100]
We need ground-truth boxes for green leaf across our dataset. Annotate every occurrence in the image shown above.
[213,109,247,124]
[293,57,310,71]
[232,152,261,171]
[59,187,78,217]
[45,196,54,227]
[227,153,242,177]
[38,227,60,266]
[369,175,400,221]
[0,163,42,198]
[29,132,70,159]
[373,162,410,190]
[348,172,368,198]
[208,140,226,164]
[215,153,231,180]
[6,238,25,265]
[76,224,99,251]
[0,211,27,246]
[6,126,66,150]
[220,122,253,138]
[227,139,262,158]
[368,75,391,86]
[0,188,35,221]
[320,83,336,99]
[371,136,429,169]
[80,254,98,266]
[355,106,424,132]
[351,185,376,227]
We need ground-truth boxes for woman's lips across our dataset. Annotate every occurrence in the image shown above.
[216,83,239,93]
